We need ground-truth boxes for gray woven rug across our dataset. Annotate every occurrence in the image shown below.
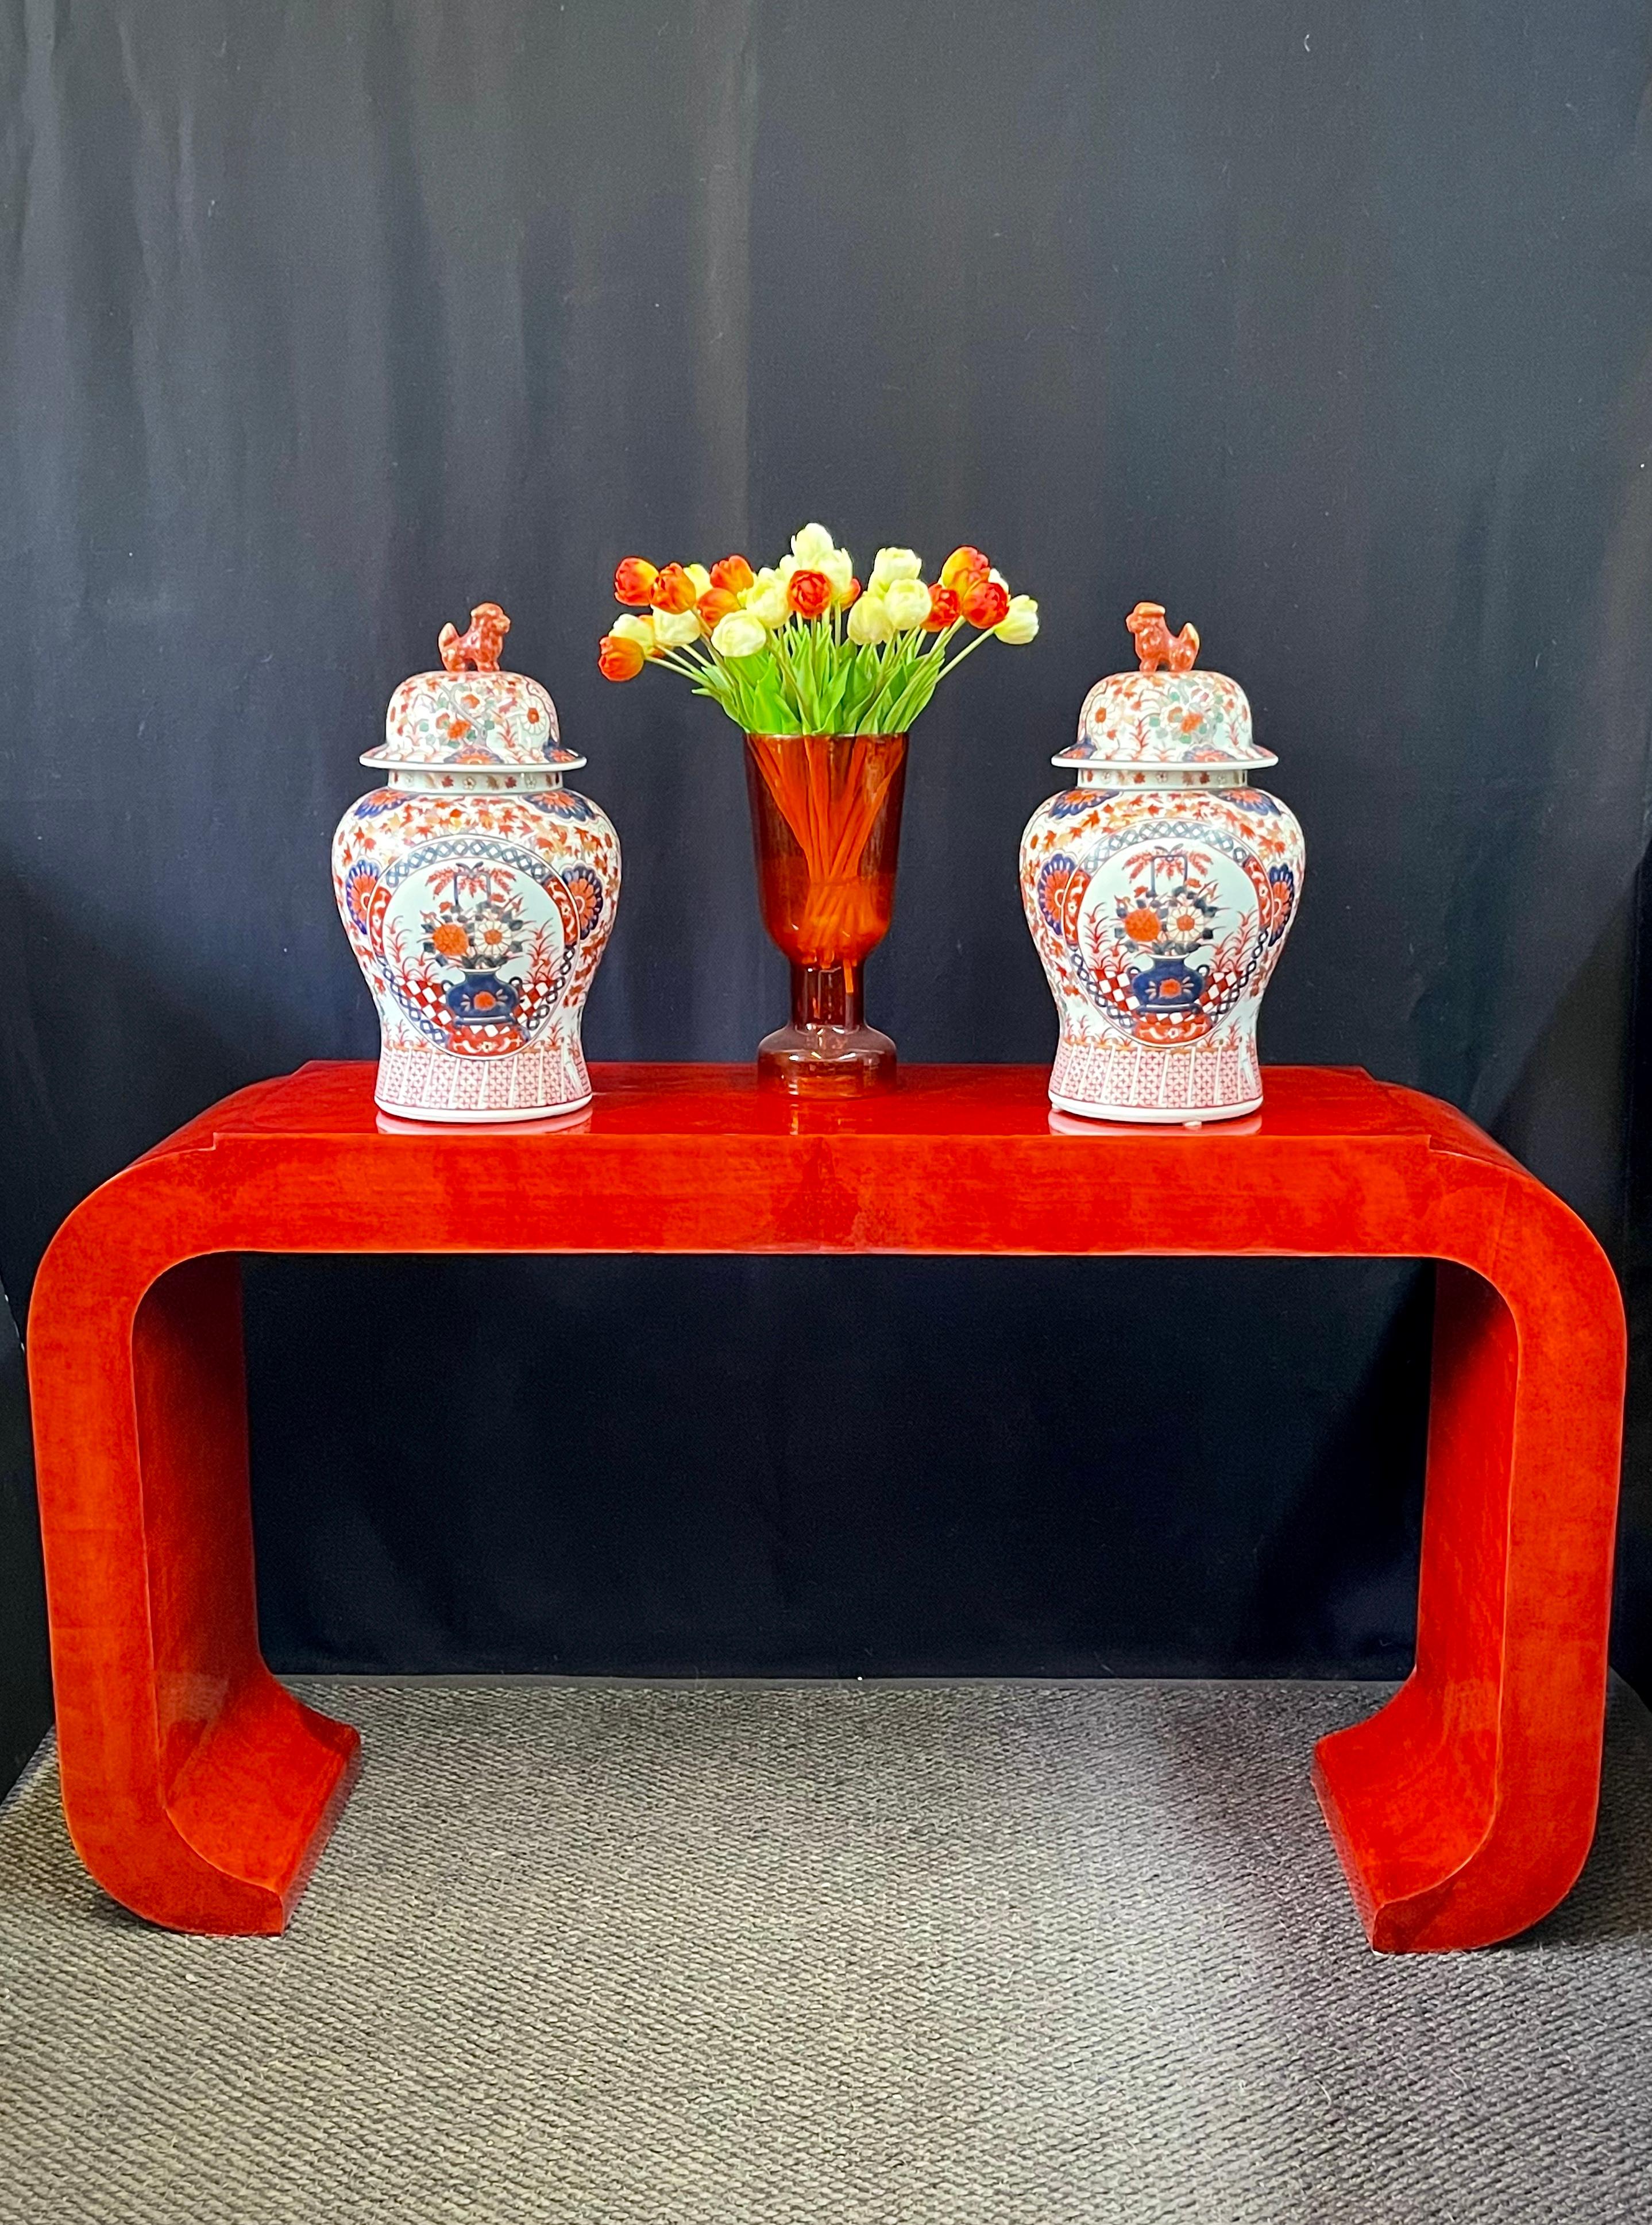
[2,1677,1650,2223]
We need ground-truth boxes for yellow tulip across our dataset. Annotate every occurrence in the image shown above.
[712,611,769,658]
[745,568,790,625]
[652,607,701,649]
[847,592,894,644]
[790,522,840,566]
[870,546,924,589]
[819,547,855,602]
[994,594,1040,645]
[882,578,931,630]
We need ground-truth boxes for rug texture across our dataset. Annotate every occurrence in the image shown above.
[1,1677,1650,2224]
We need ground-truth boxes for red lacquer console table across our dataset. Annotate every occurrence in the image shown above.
[26,1063,1625,1950]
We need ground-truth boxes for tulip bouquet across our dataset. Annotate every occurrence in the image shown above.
[596,524,1039,1091]
[597,522,1038,734]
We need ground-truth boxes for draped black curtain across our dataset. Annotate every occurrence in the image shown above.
[2,2,1649,1722]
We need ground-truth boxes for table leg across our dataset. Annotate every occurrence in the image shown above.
[32,1254,359,1934]
[1313,1257,1623,1950]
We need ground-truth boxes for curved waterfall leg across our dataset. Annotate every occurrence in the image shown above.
[31,1253,359,1934]
[1314,1256,1623,1952]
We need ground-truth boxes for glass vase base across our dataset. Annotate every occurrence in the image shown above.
[756,1021,898,1098]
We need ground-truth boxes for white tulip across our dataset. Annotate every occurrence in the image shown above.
[653,607,701,649]
[610,613,657,651]
[712,611,769,658]
[870,546,924,589]
[882,578,932,630]
[995,594,1040,645]
[685,563,712,598]
[791,522,839,566]
[847,592,894,644]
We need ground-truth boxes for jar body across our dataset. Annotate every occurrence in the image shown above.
[1020,771,1303,1122]
[332,769,619,1122]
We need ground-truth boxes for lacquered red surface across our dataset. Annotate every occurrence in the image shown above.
[27,1062,1624,1947]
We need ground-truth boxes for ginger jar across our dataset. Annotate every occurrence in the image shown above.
[1020,602,1303,1122]
[332,603,620,1122]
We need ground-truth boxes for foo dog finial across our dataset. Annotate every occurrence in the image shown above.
[1126,600,1199,675]
[439,602,511,673]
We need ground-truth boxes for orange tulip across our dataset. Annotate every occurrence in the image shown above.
[923,583,962,631]
[842,577,862,607]
[598,633,646,681]
[697,586,740,629]
[651,562,699,615]
[940,545,990,594]
[788,569,833,620]
[711,554,755,594]
[613,557,659,606]
[960,576,1010,629]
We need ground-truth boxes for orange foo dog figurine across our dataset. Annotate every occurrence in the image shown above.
[438,602,511,674]
[1125,600,1200,675]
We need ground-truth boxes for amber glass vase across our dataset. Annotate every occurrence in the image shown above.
[743,732,908,1095]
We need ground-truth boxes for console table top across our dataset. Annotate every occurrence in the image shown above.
[145,1059,1513,1163]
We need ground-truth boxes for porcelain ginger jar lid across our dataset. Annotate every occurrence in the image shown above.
[362,601,585,772]
[1056,600,1274,771]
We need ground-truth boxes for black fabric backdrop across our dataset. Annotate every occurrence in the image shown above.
[3,2,1651,1722]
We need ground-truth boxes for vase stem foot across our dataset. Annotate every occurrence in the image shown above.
[757,1022,898,1098]
[758,959,898,1095]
